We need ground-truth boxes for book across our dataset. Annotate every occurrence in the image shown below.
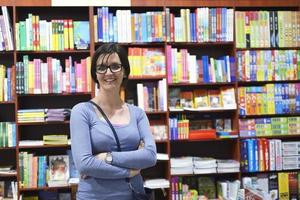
[73,21,90,49]
[48,155,69,187]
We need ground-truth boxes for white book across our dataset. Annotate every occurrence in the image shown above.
[156,153,169,161]
[275,139,282,170]
[171,157,193,168]
[1,6,13,50]
[171,166,193,175]
[269,140,276,171]
[144,178,170,189]
[193,167,216,174]
[217,159,240,168]
[217,167,240,173]
[137,83,144,110]
[193,157,216,168]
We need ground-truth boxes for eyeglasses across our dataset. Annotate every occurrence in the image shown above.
[96,63,123,74]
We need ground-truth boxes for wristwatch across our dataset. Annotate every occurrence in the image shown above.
[105,152,113,164]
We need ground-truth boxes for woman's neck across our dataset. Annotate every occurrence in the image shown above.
[94,90,123,110]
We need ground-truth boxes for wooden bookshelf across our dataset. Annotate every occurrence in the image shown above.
[0,1,299,199]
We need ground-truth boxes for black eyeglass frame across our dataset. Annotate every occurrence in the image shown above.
[96,63,123,74]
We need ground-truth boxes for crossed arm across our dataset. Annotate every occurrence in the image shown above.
[70,104,156,180]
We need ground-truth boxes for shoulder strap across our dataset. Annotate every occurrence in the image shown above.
[89,101,121,152]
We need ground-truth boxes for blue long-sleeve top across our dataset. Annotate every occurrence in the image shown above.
[70,102,157,200]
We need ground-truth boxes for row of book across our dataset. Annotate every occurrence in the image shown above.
[136,79,167,112]
[166,46,235,84]
[242,172,300,200]
[239,83,300,116]
[16,56,91,94]
[17,108,71,123]
[0,65,13,102]
[128,48,165,77]
[95,7,234,43]
[172,172,300,200]
[0,181,17,200]
[237,50,300,82]
[0,6,13,51]
[235,11,300,48]
[169,118,233,140]
[16,15,89,51]
[241,139,300,172]
[170,157,240,175]
[171,176,240,200]
[0,122,16,147]
[19,150,78,188]
[169,87,237,111]
[239,116,300,137]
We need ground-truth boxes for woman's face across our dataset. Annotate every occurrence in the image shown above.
[96,53,124,91]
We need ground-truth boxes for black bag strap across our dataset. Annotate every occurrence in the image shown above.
[89,101,121,152]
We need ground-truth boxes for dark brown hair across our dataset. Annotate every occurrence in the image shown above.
[91,43,130,87]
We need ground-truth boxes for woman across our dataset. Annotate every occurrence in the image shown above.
[70,43,157,199]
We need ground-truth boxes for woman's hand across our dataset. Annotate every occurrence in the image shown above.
[129,169,140,177]
[138,140,144,149]
[95,152,107,160]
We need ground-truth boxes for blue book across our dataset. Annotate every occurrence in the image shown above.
[247,139,254,172]
[67,150,79,178]
[73,21,90,50]
[202,55,209,83]
[97,8,103,42]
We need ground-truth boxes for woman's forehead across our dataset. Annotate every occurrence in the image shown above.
[97,53,120,64]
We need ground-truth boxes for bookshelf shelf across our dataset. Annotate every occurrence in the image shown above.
[129,75,167,80]
[238,80,300,86]
[170,137,238,143]
[169,108,237,113]
[95,42,165,47]
[240,134,300,140]
[155,139,169,144]
[0,173,17,178]
[16,50,90,54]
[167,42,234,47]
[19,185,72,192]
[0,101,15,105]
[236,47,300,51]
[0,147,16,150]
[170,172,240,177]
[145,111,168,115]
[17,121,70,126]
[168,82,235,87]
[241,168,300,174]
[18,144,70,149]
[240,113,300,119]
[17,92,92,97]
[0,51,14,54]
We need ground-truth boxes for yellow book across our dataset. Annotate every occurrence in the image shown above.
[157,12,163,41]
[0,65,4,101]
[278,172,289,200]
[266,84,275,114]
[63,20,69,50]
[68,19,74,50]
[36,15,40,51]
[28,61,34,94]
[32,15,36,51]
[176,52,182,83]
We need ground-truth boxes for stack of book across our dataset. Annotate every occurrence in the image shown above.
[170,157,193,175]
[45,109,71,122]
[17,109,45,123]
[193,157,217,174]
[43,135,68,145]
[144,179,170,189]
[217,159,240,173]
